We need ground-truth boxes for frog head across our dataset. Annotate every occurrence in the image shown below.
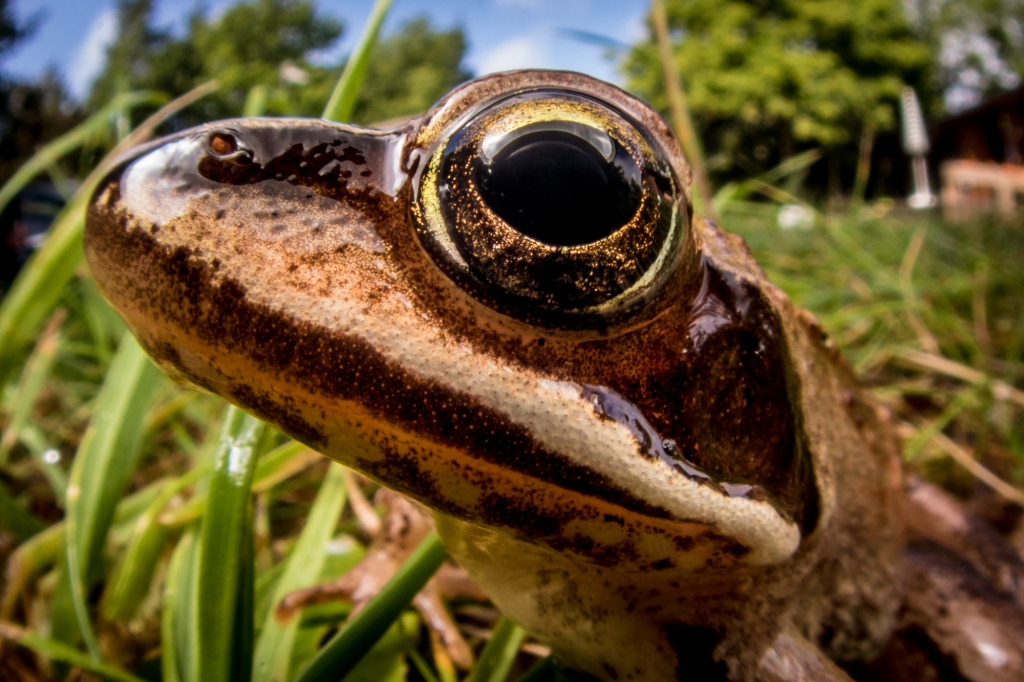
[85,70,821,576]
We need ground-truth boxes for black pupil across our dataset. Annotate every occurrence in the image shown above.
[475,126,642,247]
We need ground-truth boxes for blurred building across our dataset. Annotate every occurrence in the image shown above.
[930,85,1024,219]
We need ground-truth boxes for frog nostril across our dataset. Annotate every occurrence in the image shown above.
[206,132,253,165]
[208,133,237,156]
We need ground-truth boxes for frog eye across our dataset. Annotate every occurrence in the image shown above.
[413,89,687,326]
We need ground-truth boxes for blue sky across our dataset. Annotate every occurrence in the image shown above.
[5,0,649,101]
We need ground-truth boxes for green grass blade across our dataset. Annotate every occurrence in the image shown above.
[252,461,348,682]
[408,645,442,682]
[65,333,165,660]
[233,503,257,682]
[322,0,394,122]
[712,150,821,215]
[0,311,64,464]
[102,468,205,621]
[650,0,714,220]
[79,274,124,363]
[467,616,527,682]
[903,390,974,460]
[164,527,199,682]
[244,84,270,117]
[292,531,448,682]
[19,422,69,505]
[0,80,219,387]
[0,622,145,682]
[340,611,420,682]
[0,523,62,619]
[49,561,82,658]
[159,441,317,528]
[0,91,162,216]
[1,479,169,622]
[195,406,265,682]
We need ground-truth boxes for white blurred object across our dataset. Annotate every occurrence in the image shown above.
[901,87,937,209]
[279,61,310,86]
[42,449,61,464]
[777,204,815,230]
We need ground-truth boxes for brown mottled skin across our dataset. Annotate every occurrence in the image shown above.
[84,71,1024,681]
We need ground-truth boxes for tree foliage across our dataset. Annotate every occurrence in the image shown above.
[88,0,342,124]
[908,0,1024,112]
[0,1,80,188]
[624,0,932,185]
[0,0,34,62]
[85,0,470,127]
[86,0,171,113]
[350,18,472,125]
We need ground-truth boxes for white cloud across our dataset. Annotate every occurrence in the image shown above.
[478,34,550,75]
[68,8,118,100]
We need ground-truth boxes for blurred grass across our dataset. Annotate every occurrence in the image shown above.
[725,200,1024,495]
[1,1,1023,680]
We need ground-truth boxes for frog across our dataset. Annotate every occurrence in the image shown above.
[83,70,1024,681]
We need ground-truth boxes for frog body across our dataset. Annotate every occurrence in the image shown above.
[83,71,1020,681]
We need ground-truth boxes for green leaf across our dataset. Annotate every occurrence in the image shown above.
[0,311,64,464]
[65,333,165,660]
[292,532,448,682]
[0,622,145,682]
[252,461,348,682]
[233,498,257,682]
[195,406,266,682]
[341,611,420,682]
[159,441,317,529]
[17,421,69,505]
[1,479,169,622]
[244,84,270,117]
[102,467,206,622]
[712,149,822,214]
[466,616,527,682]
[163,527,200,682]
[322,0,394,122]
[903,390,974,460]
[79,274,125,363]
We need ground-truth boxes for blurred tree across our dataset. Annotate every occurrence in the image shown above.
[623,0,932,193]
[0,1,80,286]
[349,17,472,125]
[0,0,33,58]
[86,0,471,127]
[86,0,169,115]
[0,1,80,186]
[88,0,342,125]
[908,0,1024,113]
[0,72,79,185]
